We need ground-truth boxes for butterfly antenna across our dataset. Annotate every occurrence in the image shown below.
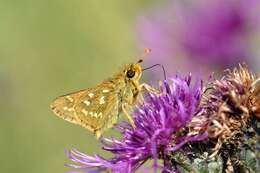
[143,64,167,80]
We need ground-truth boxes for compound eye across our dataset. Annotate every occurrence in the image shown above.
[126,69,135,78]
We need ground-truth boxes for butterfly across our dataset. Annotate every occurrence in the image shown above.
[50,51,161,139]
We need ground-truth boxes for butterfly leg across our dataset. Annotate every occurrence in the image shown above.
[140,83,160,95]
[94,130,102,139]
[137,83,161,105]
[122,103,136,128]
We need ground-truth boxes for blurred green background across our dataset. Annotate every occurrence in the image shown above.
[0,1,154,172]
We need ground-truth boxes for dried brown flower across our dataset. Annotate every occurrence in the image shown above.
[207,65,258,138]
[198,64,259,171]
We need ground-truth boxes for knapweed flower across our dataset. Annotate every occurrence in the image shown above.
[137,0,260,76]
[67,75,208,173]
[199,64,260,172]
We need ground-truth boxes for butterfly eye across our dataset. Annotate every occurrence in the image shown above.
[126,69,135,78]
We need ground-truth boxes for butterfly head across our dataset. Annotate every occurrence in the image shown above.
[124,60,143,81]
[122,48,152,82]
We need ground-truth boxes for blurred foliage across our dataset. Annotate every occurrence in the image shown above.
[0,0,154,172]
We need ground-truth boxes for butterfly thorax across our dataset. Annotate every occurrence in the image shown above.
[109,63,142,105]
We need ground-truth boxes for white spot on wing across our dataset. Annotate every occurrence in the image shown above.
[63,107,74,112]
[88,93,94,98]
[66,96,73,102]
[102,89,109,93]
[81,109,88,115]
[83,100,90,106]
[68,108,74,112]
[99,96,105,104]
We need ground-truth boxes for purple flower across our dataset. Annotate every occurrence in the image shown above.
[137,0,260,76]
[67,75,207,173]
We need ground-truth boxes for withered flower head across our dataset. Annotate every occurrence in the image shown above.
[200,64,259,171]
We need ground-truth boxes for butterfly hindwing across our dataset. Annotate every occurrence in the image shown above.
[51,82,120,137]
[51,89,88,125]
